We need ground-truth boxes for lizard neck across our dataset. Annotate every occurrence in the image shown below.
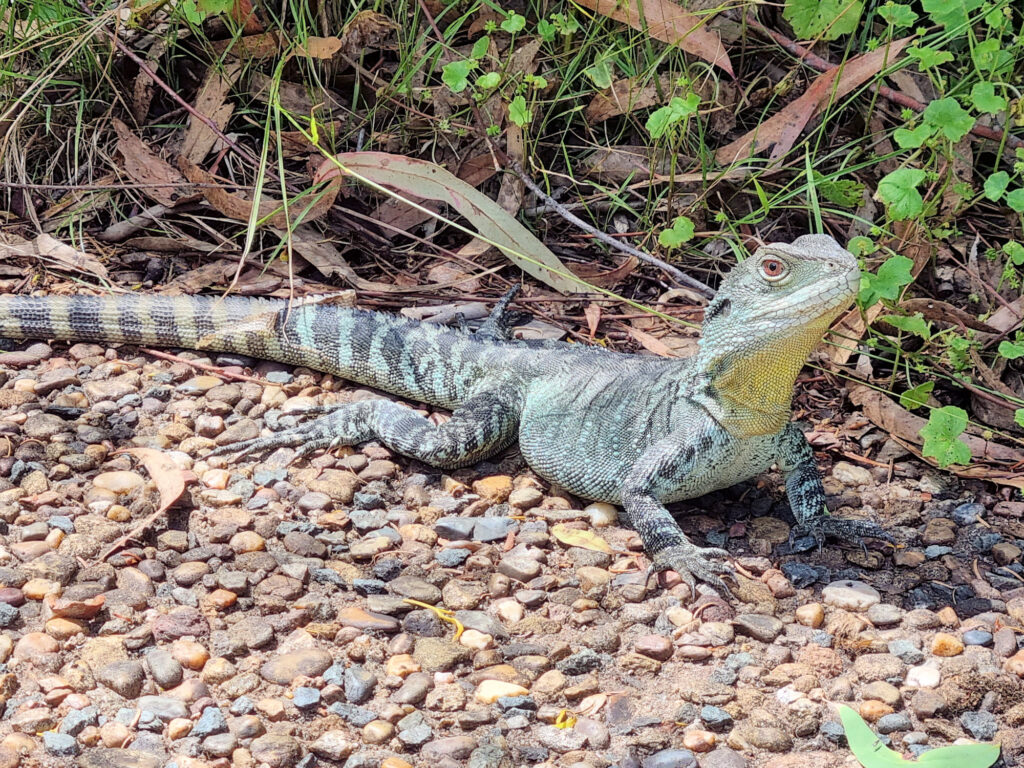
[694,319,830,438]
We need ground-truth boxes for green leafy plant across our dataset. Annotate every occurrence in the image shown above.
[782,0,864,40]
[859,254,915,308]
[646,93,700,140]
[876,168,926,221]
[839,705,999,767]
[900,381,934,410]
[658,216,696,248]
[919,406,972,468]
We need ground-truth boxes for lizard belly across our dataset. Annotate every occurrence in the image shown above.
[658,432,779,503]
[517,373,781,505]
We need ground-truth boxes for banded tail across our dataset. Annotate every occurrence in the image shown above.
[0,293,286,349]
[0,292,510,410]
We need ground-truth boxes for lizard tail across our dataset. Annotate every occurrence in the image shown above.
[0,294,285,349]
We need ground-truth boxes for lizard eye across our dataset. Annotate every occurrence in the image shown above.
[760,258,788,282]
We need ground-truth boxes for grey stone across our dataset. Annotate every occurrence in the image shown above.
[344,665,376,704]
[59,706,99,736]
[641,749,697,768]
[43,732,80,757]
[145,649,183,689]
[192,706,228,739]
[137,696,188,722]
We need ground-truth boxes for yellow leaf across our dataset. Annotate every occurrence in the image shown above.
[551,524,613,554]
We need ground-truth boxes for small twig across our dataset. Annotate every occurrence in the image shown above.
[741,14,1024,150]
[140,347,270,385]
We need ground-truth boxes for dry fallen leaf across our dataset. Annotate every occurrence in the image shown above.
[120,448,189,516]
[178,157,340,230]
[180,61,243,164]
[0,232,109,280]
[825,220,932,368]
[551,523,614,554]
[575,0,733,76]
[626,325,678,357]
[112,118,193,207]
[716,37,912,165]
[316,151,588,294]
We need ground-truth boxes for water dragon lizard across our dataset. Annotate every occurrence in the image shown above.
[0,234,890,592]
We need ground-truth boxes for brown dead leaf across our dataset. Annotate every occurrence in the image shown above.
[212,31,283,58]
[584,304,602,338]
[575,0,733,76]
[178,157,340,230]
[586,74,676,124]
[0,232,109,280]
[551,523,614,554]
[180,61,243,164]
[132,38,167,122]
[120,448,188,516]
[112,118,193,207]
[850,384,1024,469]
[626,325,678,357]
[568,256,639,289]
[576,693,608,717]
[229,0,263,34]
[337,10,399,58]
[716,37,912,165]
[372,153,497,236]
[249,71,346,116]
[897,298,1001,334]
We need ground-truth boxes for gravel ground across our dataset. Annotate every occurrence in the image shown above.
[0,339,1022,768]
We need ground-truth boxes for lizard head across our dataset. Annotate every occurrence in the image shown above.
[696,234,859,435]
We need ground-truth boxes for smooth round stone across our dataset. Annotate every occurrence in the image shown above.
[866,602,904,627]
[963,629,993,647]
[362,720,395,744]
[585,502,617,527]
[259,650,332,685]
[876,713,912,733]
[822,580,880,611]
[91,471,145,494]
[641,748,698,768]
[474,680,528,704]
[906,663,941,688]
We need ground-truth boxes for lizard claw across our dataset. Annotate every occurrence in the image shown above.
[652,542,734,595]
[207,413,341,461]
[792,516,895,548]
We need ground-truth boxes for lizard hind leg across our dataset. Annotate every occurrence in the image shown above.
[209,387,523,469]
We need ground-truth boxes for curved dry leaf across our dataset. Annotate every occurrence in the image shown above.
[316,152,587,294]
[181,61,242,164]
[112,118,193,207]
[575,0,733,76]
[576,693,609,717]
[120,447,188,515]
[338,10,399,58]
[716,37,912,165]
[551,523,614,554]
[1,233,109,280]
[849,384,1024,466]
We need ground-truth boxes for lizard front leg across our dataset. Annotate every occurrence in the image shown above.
[210,385,522,469]
[777,423,892,543]
[621,437,734,594]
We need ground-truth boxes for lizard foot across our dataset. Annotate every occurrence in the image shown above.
[207,411,350,461]
[652,542,734,595]
[792,516,895,548]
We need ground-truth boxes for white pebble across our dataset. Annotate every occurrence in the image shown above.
[905,662,941,688]
[585,502,618,527]
[822,580,880,611]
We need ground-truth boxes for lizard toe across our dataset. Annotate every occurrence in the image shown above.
[796,516,894,545]
[653,543,735,596]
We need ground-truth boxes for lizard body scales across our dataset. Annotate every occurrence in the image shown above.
[0,234,890,591]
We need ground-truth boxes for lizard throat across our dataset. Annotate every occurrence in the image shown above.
[704,320,831,438]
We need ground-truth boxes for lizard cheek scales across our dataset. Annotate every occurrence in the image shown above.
[0,235,890,595]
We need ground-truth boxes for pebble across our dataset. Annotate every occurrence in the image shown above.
[642,749,698,768]
[259,649,332,684]
[475,680,528,703]
[822,580,880,610]
[250,733,301,767]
